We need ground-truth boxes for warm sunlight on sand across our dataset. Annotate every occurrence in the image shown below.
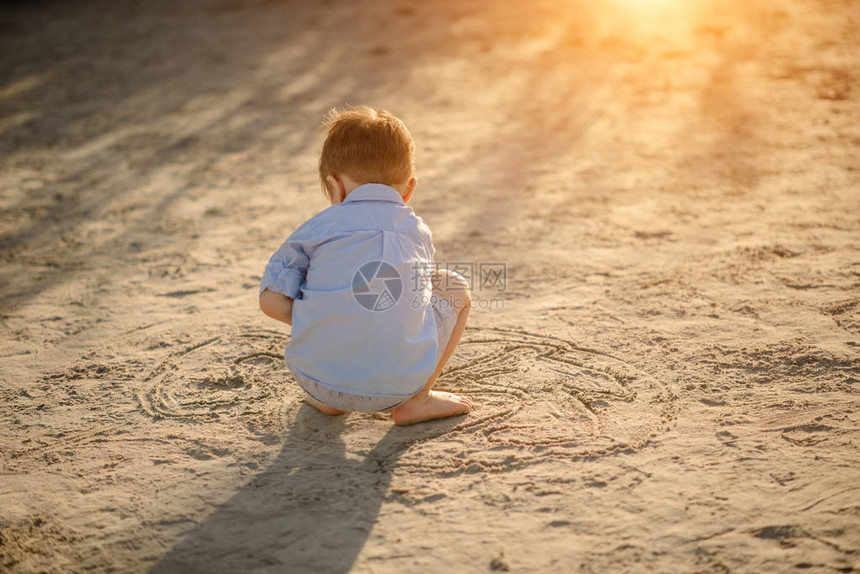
[1,0,858,571]
[565,0,707,53]
[613,0,681,9]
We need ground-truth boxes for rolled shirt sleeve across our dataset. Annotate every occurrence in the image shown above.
[259,233,310,299]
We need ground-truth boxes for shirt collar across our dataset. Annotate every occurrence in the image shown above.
[343,183,405,205]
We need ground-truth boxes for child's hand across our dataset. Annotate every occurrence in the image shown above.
[259,289,294,326]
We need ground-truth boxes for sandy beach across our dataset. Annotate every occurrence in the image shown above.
[1,0,858,571]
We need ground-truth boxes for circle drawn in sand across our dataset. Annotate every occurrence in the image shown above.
[136,326,675,474]
[391,327,676,476]
[135,328,297,432]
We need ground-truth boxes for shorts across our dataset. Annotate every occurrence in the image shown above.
[294,288,460,413]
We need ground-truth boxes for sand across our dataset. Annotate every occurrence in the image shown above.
[1,0,858,571]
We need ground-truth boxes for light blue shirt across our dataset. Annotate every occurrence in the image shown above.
[260,183,438,398]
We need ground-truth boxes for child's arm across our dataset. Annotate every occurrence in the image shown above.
[258,227,311,325]
[259,289,294,325]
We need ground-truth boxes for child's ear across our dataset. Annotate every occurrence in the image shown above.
[401,177,417,204]
[326,175,346,204]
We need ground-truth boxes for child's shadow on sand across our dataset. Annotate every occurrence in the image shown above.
[151,403,460,573]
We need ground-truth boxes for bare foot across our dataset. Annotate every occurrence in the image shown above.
[391,390,472,426]
[304,393,346,415]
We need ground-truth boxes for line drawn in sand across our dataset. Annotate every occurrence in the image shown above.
[390,326,677,476]
[135,328,297,433]
[135,326,677,474]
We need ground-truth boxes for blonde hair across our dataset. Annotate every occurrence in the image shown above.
[318,105,415,201]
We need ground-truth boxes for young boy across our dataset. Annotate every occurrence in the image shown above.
[259,106,472,425]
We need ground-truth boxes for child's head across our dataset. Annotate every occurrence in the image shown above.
[318,106,415,203]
